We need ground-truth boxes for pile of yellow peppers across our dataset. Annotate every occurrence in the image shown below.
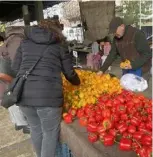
[63,70,122,109]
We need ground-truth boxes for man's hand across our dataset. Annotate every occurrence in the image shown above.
[97,71,103,75]
[123,64,132,69]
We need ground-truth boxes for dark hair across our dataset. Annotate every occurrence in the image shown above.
[0,36,4,42]
[96,36,110,44]
[38,19,65,42]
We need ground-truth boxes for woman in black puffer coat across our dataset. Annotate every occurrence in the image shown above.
[12,19,80,157]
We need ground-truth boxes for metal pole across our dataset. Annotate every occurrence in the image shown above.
[78,1,85,40]
[139,0,141,29]
[22,5,30,26]
[35,1,44,22]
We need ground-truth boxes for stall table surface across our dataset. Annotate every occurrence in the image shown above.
[60,120,137,157]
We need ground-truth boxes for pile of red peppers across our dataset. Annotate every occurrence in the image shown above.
[63,90,152,157]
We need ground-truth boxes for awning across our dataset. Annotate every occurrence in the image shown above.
[0,1,62,22]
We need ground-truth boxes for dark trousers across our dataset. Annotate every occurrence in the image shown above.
[20,106,62,157]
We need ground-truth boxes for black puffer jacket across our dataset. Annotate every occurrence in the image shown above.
[12,26,80,107]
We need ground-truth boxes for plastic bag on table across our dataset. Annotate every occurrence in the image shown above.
[8,105,28,126]
[120,74,148,92]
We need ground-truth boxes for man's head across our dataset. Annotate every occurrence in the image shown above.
[109,17,125,38]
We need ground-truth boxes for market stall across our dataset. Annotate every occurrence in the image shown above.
[61,69,152,157]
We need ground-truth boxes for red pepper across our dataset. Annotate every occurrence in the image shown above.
[99,132,107,140]
[146,107,152,114]
[89,110,96,117]
[102,109,111,118]
[126,119,131,125]
[129,107,137,115]
[137,147,147,157]
[68,108,77,117]
[146,121,152,130]
[119,138,132,151]
[116,104,126,114]
[127,106,133,114]
[79,117,88,127]
[111,114,119,122]
[120,114,128,121]
[130,116,140,126]
[95,114,103,123]
[87,123,98,133]
[135,112,141,118]
[122,132,128,138]
[141,135,152,146]
[117,123,128,134]
[132,142,140,151]
[63,114,73,124]
[126,133,132,139]
[96,109,102,115]
[94,106,101,114]
[133,132,143,140]
[117,95,125,103]
[102,118,113,130]
[113,99,120,106]
[126,102,134,109]
[103,134,115,146]
[77,109,85,118]
[88,116,96,123]
[139,122,146,128]
[142,140,152,146]
[88,133,98,143]
[105,100,113,107]
[128,125,136,134]
[111,107,116,113]
[97,125,106,134]
[148,115,152,122]
[109,129,118,137]
[146,147,152,157]
[138,128,151,135]
[141,116,148,122]
[141,135,152,142]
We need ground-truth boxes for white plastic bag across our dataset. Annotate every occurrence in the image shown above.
[120,74,148,92]
[8,105,28,126]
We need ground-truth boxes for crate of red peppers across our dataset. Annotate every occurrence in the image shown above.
[63,90,152,157]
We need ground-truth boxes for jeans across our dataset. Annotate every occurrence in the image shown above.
[20,106,62,157]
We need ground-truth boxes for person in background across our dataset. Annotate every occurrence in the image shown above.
[12,19,80,157]
[0,27,24,60]
[98,37,112,71]
[92,40,99,54]
[86,40,99,70]
[98,17,152,81]
[0,27,30,134]
[0,35,4,46]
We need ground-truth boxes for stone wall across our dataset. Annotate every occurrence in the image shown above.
[79,1,115,41]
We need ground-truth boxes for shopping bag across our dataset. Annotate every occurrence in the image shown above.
[120,74,148,92]
[8,105,28,126]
